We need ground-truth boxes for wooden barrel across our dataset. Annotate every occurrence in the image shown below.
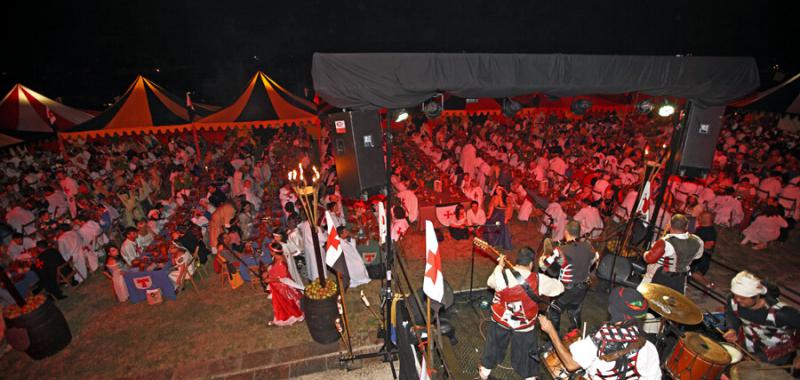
[5,298,72,360]
[301,295,340,344]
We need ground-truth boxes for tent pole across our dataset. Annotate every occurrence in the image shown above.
[191,122,202,167]
[57,133,70,162]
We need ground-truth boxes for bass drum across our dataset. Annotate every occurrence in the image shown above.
[665,332,730,380]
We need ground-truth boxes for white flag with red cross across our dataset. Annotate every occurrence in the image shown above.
[378,201,387,245]
[324,211,343,267]
[637,180,652,220]
[423,221,443,303]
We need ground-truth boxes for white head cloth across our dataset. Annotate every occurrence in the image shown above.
[731,271,767,297]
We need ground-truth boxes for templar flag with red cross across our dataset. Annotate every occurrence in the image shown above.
[324,211,349,284]
[378,201,387,245]
[423,221,444,303]
[636,180,652,220]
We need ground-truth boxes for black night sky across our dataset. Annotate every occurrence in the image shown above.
[2,0,796,110]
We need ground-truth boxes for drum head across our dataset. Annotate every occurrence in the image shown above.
[731,361,793,380]
[720,343,742,364]
[682,332,731,365]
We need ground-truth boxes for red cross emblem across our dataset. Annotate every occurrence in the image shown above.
[443,210,454,219]
[425,249,441,283]
[325,228,340,252]
[134,276,153,289]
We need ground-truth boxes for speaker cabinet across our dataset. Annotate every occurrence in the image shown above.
[328,111,386,198]
[676,104,725,179]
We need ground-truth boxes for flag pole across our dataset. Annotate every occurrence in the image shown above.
[426,296,432,368]
[336,271,354,357]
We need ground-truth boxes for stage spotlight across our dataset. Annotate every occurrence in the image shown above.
[635,99,654,114]
[393,108,409,122]
[422,94,443,119]
[570,98,592,115]
[502,98,522,118]
[658,101,675,117]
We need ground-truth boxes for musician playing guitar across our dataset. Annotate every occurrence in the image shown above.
[479,247,565,380]
[539,287,662,380]
[540,221,599,333]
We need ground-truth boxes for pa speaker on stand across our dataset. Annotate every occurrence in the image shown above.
[328,111,387,199]
[675,105,725,179]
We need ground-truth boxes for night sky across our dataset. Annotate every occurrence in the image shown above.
[2,0,795,110]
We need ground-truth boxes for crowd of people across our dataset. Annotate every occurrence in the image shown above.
[0,105,798,377]
[0,126,373,327]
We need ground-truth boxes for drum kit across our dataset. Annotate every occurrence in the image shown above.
[638,283,793,380]
[544,282,793,379]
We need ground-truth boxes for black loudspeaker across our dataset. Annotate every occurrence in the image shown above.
[676,104,725,178]
[328,111,386,198]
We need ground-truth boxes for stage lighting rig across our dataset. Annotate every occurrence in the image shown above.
[422,94,443,119]
[393,108,409,122]
[635,99,655,114]
[502,98,522,118]
[658,100,675,117]
[570,98,592,115]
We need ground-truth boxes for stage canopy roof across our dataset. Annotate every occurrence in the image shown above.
[0,84,94,137]
[312,53,760,110]
[0,133,23,148]
[67,76,191,137]
[197,71,318,131]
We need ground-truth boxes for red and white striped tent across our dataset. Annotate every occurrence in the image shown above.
[0,84,94,135]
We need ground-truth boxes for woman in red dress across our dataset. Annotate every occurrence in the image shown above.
[262,242,304,326]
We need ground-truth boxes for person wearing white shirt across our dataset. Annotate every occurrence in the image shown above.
[466,201,487,227]
[643,214,704,293]
[573,201,604,239]
[337,227,371,288]
[479,247,564,380]
[396,184,419,224]
[758,174,783,199]
[57,224,96,283]
[5,205,36,235]
[538,287,662,380]
[120,227,141,266]
[7,233,35,261]
[44,188,70,218]
[56,171,79,218]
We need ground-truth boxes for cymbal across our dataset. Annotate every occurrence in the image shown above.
[637,283,703,325]
[730,361,794,380]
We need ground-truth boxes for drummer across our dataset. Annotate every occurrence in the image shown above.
[723,271,800,369]
[538,287,662,379]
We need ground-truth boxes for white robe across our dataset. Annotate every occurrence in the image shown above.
[743,215,787,243]
[58,230,97,282]
[340,238,371,288]
[396,189,419,223]
[278,241,305,288]
[710,195,744,227]
[298,221,326,281]
[460,143,477,177]
[573,206,604,238]
[541,203,568,241]
[391,219,409,242]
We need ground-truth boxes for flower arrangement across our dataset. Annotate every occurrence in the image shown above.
[304,278,338,300]
[3,294,47,319]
